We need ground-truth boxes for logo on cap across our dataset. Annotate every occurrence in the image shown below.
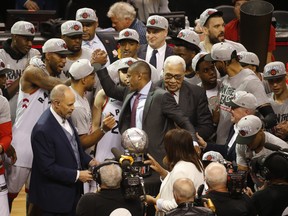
[239,130,248,136]
[0,61,5,68]
[73,24,80,31]
[270,69,277,76]
[124,31,131,37]
[149,19,157,25]
[29,27,35,34]
[81,12,89,19]
[126,60,134,66]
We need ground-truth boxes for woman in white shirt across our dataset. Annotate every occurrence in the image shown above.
[145,128,205,215]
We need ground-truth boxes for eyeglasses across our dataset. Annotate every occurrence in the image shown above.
[164,73,184,80]
[267,76,286,84]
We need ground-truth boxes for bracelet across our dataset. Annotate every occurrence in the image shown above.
[100,126,106,134]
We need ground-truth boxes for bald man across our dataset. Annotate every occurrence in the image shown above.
[166,178,214,216]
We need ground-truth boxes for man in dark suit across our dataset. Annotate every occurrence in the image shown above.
[76,7,118,67]
[93,58,196,165]
[137,15,173,73]
[156,55,214,141]
[29,84,97,216]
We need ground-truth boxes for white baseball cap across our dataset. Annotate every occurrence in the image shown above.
[199,8,223,27]
[117,57,137,71]
[205,42,237,61]
[76,7,98,22]
[110,208,131,216]
[238,51,260,67]
[227,90,258,110]
[173,29,200,51]
[61,20,83,36]
[11,21,35,36]
[202,151,224,162]
[42,38,72,55]
[0,59,13,75]
[263,61,286,80]
[118,28,139,43]
[69,59,94,80]
[192,51,208,72]
[236,115,263,145]
[146,15,168,30]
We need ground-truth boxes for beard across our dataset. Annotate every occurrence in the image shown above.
[209,32,225,44]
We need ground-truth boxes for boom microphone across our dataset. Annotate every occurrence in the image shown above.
[264,143,288,153]
[111,147,134,169]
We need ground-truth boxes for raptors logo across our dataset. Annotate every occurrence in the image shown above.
[82,12,89,19]
[270,69,277,76]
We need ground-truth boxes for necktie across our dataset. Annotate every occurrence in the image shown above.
[130,93,141,128]
[149,49,158,68]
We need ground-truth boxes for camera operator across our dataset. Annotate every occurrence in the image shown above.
[166,178,214,216]
[76,161,143,216]
[251,152,288,216]
[203,162,256,216]
[235,115,288,171]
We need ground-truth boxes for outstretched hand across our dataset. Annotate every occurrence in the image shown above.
[144,154,168,179]
[91,49,108,66]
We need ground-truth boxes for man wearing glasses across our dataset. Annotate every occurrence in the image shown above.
[156,55,215,141]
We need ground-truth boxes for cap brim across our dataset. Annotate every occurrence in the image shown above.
[263,74,286,80]
[236,134,257,145]
[226,100,240,109]
[0,68,13,75]
[118,38,139,43]
[204,53,215,62]
[77,19,96,23]
[55,50,73,55]
[146,26,166,30]
[172,37,201,52]
[64,32,84,36]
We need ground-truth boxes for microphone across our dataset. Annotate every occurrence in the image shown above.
[264,143,288,153]
[111,147,134,169]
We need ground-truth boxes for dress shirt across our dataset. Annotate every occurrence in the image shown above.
[82,34,110,67]
[50,107,79,181]
[130,81,152,129]
[146,43,167,72]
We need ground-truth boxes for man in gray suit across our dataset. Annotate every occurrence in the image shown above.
[94,59,196,165]
[156,55,214,141]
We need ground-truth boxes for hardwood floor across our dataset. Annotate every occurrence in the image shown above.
[11,187,26,216]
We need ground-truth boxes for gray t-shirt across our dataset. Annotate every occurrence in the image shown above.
[216,68,269,144]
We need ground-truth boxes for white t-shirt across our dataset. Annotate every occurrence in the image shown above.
[236,131,288,167]
[216,68,269,144]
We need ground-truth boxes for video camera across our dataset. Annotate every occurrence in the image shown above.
[110,127,151,201]
[226,161,247,198]
[250,143,288,183]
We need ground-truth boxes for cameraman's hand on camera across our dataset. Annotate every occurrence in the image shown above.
[89,158,99,167]
[91,49,108,66]
[78,170,93,183]
[275,121,288,140]
[243,187,253,197]
[144,154,168,179]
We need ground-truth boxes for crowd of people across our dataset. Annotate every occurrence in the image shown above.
[0,0,288,216]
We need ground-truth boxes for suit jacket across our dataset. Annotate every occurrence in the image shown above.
[156,80,215,140]
[96,32,118,64]
[29,108,92,213]
[137,44,173,63]
[96,68,196,164]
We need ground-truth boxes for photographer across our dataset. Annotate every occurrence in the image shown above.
[203,162,256,216]
[251,152,288,216]
[76,161,143,216]
[166,178,214,216]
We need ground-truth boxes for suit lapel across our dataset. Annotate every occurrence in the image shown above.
[49,111,78,163]
[143,87,155,123]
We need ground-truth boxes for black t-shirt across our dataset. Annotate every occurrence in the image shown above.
[203,191,256,216]
[76,188,143,216]
[251,184,288,216]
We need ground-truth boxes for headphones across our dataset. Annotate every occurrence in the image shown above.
[91,161,120,185]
